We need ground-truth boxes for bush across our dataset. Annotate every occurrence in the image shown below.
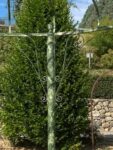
[0,0,89,149]
[88,76,113,99]
[100,49,113,69]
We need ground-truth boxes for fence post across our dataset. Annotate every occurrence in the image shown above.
[47,24,55,150]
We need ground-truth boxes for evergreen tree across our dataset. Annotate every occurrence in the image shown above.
[1,0,88,149]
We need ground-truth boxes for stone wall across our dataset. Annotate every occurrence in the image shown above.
[89,99,113,133]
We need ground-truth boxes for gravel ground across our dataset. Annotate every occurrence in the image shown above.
[0,137,113,150]
[0,138,44,150]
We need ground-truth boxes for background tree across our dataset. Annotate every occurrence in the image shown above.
[15,0,22,11]
[90,16,113,57]
[83,17,113,69]
[100,49,113,69]
[0,0,89,149]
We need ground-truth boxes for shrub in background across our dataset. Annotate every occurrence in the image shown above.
[100,49,113,69]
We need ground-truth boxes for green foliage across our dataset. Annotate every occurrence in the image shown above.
[61,142,81,150]
[80,1,113,68]
[91,31,113,57]
[68,143,81,150]
[84,17,113,69]
[0,0,89,149]
[88,76,113,99]
[0,37,11,63]
[100,49,113,69]
[15,0,22,11]
[90,17,113,57]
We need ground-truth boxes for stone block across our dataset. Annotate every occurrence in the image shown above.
[93,112,100,117]
[109,102,113,108]
[103,101,109,106]
[109,108,113,112]
[99,127,105,132]
[102,122,109,128]
[93,116,100,120]
[96,121,102,127]
[93,101,98,106]
[110,113,113,117]
[98,102,103,106]
[93,99,100,103]
[95,105,101,110]
[110,127,113,131]
[105,112,111,117]
[106,117,113,121]
[104,107,109,112]
[100,109,106,114]
[102,119,106,123]
[110,121,113,127]
[100,114,105,118]
[104,128,109,132]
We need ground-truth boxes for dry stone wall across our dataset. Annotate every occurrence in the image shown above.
[89,99,113,133]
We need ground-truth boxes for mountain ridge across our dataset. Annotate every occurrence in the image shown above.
[80,0,113,28]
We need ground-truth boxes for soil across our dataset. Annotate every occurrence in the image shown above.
[0,138,45,150]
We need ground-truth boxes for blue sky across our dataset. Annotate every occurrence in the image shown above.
[0,0,92,25]
[71,0,92,23]
[0,0,14,24]
[0,0,7,18]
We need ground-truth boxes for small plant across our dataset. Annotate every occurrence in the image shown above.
[69,142,82,150]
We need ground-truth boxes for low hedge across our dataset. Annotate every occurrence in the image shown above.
[88,76,113,99]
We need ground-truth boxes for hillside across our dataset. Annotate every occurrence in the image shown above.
[80,0,113,28]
